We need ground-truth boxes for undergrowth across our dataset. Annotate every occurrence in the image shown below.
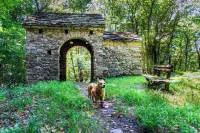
[1,74,199,133]
[105,76,200,133]
[0,81,97,133]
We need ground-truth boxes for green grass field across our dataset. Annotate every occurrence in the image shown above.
[0,73,199,132]
[105,75,200,132]
[0,81,97,133]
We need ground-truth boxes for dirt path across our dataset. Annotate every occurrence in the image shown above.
[75,82,145,133]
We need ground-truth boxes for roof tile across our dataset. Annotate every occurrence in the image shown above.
[103,32,141,41]
[23,13,105,28]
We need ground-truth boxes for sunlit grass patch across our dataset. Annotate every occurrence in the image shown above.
[0,81,97,133]
[163,76,200,106]
[105,75,200,132]
[1,74,199,132]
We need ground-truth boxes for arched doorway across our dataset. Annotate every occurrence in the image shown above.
[66,46,91,82]
[60,39,93,81]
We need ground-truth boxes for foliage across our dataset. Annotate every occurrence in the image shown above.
[105,75,200,132]
[66,46,91,82]
[0,0,34,87]
[0,81,97,132]
[96,0,200,72]
[68,0,91,13]
[47,0,67,12]
[47,0,92,13]
[34,0,52,12]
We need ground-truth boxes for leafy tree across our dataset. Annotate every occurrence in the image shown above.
[68,0,91,13]
[34,0,52,12]
[0,0,34,87]
[66,47,91,82]
[46,0,92,13]
[97,0,200,72]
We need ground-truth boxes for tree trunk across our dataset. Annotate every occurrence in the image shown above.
[34,0,39,12]
[184,34,189,72]
[176,38,182,70]
[153,44,157,64]
[195,41,200,69]
[157,40,161,64]
[167,15,179,65]
[70,52,77,80]
[198,55,200,69]
[34,0,51,12]
[146,0,156,73]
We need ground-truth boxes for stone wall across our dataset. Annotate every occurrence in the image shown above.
[26,28,142,83]
[102,41,142,77]
[26,27,105,83]
[24,13,143,83]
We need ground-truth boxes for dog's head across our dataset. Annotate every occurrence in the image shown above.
[97,78,105,88]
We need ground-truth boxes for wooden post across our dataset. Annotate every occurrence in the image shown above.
[166,71,171,79]
[153,67,157,75]
[165,82,169,91]
[157,71,161,77]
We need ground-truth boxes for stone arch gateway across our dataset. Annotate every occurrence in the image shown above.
[23,13,142,83]
[60,39,94,81]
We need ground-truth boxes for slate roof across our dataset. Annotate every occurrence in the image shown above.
[23,13,105,28]
[103,32,141,41]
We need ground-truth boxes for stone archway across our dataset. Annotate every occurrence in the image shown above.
[60,39,94,81]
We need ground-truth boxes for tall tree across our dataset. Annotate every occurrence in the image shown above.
[34,0,52,12]
[0,0,34,87]
[97,0,199,72]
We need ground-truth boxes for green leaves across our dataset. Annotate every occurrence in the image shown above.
[68,0,91,13]
[0,0,34,87]
[66,46,91,82]
[98,0,200,71]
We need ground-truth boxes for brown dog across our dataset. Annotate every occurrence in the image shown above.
[88,79,105,108]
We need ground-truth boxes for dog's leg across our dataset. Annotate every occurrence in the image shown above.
[91,91,98,108]
[94,97,99,108]
[92,96,95,103]
[88,91,91,100]
[100,96,104,108]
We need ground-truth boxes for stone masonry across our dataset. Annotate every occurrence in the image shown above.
[23,13,142,83]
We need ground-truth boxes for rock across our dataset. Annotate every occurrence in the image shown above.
[110,129,123,133]
[111,122,117,126]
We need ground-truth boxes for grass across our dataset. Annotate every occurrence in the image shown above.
[1,73,199,132]
[0,81,97,133]
[105,75,200,132]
